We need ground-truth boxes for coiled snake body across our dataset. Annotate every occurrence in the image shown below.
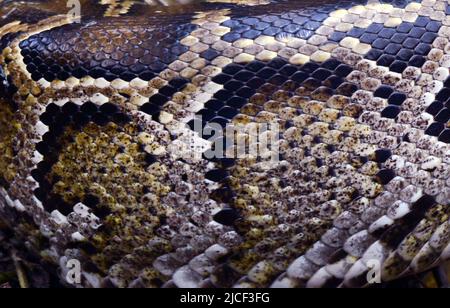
[0,0,449,288]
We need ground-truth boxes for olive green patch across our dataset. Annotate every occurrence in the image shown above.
[0,99,19,187]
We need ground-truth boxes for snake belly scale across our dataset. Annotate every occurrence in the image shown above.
[0,0,449,288]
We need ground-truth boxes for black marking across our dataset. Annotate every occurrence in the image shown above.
[388,92,407,106]
[426,77,450,143]
[374,85,394,99]
[381,105,401,118]
[375,169,396,185]
[435,108,450,124]
[426,101,444,116]
[375,149,392,163]
[213,208,240,226]
[425,122,445,137]
[206,168,229,183]
[439,129,450,143]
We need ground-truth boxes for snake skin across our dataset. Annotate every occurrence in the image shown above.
[0,0,449,288]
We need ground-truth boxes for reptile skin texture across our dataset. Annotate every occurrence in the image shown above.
[0,0,449,288]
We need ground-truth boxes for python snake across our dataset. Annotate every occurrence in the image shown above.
[0,0,449,288]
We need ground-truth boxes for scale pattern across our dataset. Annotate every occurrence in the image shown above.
[0,0,449,288]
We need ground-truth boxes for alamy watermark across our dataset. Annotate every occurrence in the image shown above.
[366,259,382,285]
[67,0,81,23]
[65,258,81,285]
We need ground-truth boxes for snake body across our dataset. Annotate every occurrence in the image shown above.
[0,0,449,288]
